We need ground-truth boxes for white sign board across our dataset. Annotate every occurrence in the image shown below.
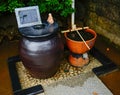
[15,6,42,28]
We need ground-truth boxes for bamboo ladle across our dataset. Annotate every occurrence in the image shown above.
[61,26,90,50]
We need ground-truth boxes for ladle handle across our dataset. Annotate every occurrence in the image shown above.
[76,30,90,50]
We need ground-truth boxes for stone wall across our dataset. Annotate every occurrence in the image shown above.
[85,0,120,46]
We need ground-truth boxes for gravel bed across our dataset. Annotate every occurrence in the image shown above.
[16,55,101,89]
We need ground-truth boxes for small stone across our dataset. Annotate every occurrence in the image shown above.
[64,69,69,72]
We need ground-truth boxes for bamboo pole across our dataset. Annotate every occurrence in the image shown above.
[71,0,75,27]
[61,26,89,33]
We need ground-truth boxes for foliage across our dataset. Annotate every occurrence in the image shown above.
[0,0,25,12]
[8,0,25,12]
[0,0,74,17]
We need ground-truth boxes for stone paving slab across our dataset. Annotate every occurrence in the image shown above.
[43,72,113,95]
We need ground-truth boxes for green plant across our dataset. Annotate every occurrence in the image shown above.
[8,0,25,12]
[0,0,74,17]
[0,0,25,13]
